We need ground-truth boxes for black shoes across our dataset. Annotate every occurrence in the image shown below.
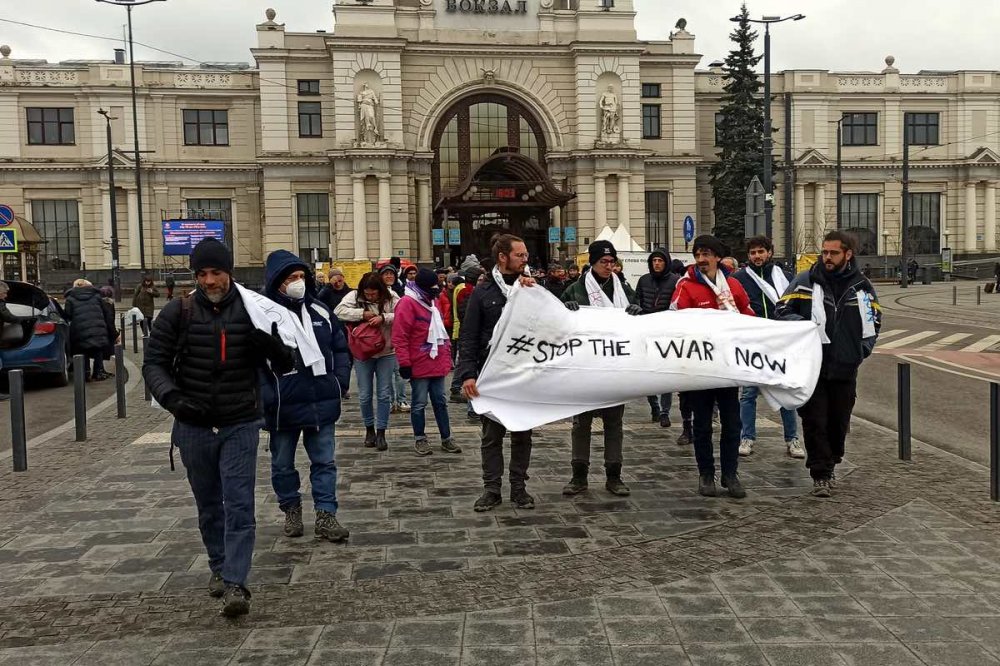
[221,584,251,617]
[363,426,376,448]
[562,462,589,495]
[375,429,388,452]
[677,423,692,446]
[474,491,502,512]
[605,463,631,496]
[721,474,746,499]
[698,474,717,497]
[659,413,672,428]
[207,572,225,598]
[510,489,535,510]
[650,407,661,423]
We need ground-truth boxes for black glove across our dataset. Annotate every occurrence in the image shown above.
[625,304,642,316]
[251,322,297,375]
[564,301,580,311]
[398,366,412,380]
[165,392,207,423]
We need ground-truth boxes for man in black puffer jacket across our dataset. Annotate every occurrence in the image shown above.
[635,249,678,428]
[64,279,114,381]
[143,238,295,618]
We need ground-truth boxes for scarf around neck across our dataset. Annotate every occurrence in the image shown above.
[404,286,449,359]
[696,269,738,312]
[584,269,629,308]
[491,265,521,299]
[745,264,790,305]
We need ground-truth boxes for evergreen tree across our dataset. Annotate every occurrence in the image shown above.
[709,3,766,253]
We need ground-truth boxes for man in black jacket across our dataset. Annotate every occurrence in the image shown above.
[143,238,295,617]
[459,233,536,512]
[543,263,567,299]
[316,268,351,312]
[635,248,678,427]
[776,231,881,498]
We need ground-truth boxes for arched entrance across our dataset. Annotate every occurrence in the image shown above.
[431,94,573,267]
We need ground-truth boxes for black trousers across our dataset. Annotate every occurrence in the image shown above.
[480,417,532,494]
[571,405,625,469]
[689,388,741,477]
[797,376,857,480]
[679,392,693,424]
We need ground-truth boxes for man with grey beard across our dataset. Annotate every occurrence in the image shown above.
[144,237,295,617]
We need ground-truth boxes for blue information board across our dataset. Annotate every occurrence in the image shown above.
[448,228,461,246]
[548,227,561,244]
[563,227,577,243]
[432,228,445,246]
[162,220,226,256]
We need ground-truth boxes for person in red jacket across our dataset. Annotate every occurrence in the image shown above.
[671,234,754,499]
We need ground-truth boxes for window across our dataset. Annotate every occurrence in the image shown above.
[645,191,669,249]
[841,112,878,146]
[642,104,661,139]
[26,107,75,145]
[906,192,941,255]
[298,102,322,137]
[183,109,229,146]
[297,79,320,96]
[31,200,80,270]
[905,112,939,146]
[840,194,878,256]
[185,199,231,221]
[641,83,661,99]
[714,112,724,146]
[296,194,330,261]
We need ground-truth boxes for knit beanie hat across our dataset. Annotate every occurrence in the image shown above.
[190,238,233,274]
[691,234,727,259]
[415,268,438,293]
[588,240,617,266]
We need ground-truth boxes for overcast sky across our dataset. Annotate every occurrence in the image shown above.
[2,0,997,73]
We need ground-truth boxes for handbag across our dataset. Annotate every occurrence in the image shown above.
[347,320,386,361]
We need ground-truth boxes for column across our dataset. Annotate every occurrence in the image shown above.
[127,188,140,267]
[965,182,978,253]
[352,175,368,260]
[793,183,805,254]
[551,205,562,261]
[377,175,392,259]
[813,183,827,244]
[985,182,997,252]
[416,178,432,262]
[616,174,631,235]
[594,175,607,230]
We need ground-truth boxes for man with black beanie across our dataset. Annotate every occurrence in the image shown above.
[144,237,296,617]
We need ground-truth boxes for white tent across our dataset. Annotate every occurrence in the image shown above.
[593,224,643,251]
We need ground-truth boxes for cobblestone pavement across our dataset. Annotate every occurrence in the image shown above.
[1,383,999,665]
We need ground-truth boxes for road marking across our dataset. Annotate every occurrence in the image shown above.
[917,332,972,352]
[878,329,908,339]
[898,353,997,384]
[959,334,1000,353]
[931,357,1000,380]
[878,330,939,350]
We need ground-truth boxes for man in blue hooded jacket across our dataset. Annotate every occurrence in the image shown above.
[261,250,352,542]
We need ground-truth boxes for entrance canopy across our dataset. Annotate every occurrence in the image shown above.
[436,149,575,212]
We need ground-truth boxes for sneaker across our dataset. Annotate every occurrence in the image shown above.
[207,572,225,598]
[220,584,251,617]
[474,491,502,512]
[399,401,411,413]
[440,438,462,454]
[315,510,350,542]
[811,478,832,498]
[721,474,747,499]
[659,413,672,428]
[283,504,304,538]
[786,438,805,459]
[829,471,837,488]
[738,439,755,457]
[414,437,433,456]
[698,473,717,497]
[510,489,535,509]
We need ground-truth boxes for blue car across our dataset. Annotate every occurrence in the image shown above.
[0,281,71,386]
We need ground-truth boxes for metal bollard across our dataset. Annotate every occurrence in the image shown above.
[115,344,127,418]
[978,285,982,306]
[991,382,999,502]
[132,314,139,353]
[73,354,87,442]
[897,362,911,461]
[144,376,151,402]
[10,370,26,472]
[120,314,126,343]
[953,285,957,306]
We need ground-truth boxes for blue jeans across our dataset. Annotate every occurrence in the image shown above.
[268,424,339,514]
[390,357,408,404]
[410,376,451,441]
[355,355,394,429]
[740,385,799,442]
[172,419,259,588]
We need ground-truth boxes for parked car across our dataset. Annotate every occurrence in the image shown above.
[0,281,71,386]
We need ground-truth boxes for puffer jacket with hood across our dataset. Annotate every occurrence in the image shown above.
[64,286,112,353]
[635,249,679,314]
[259,250,352,432]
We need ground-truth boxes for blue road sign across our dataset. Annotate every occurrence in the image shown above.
[683,215,695,243]
[0,205,14,228]
[563,227,577,243]
[448,228,461,246]
[0,229,17,253]
[432,228,445,246]
[548,227,561,244]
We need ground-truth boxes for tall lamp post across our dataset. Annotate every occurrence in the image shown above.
[95,0,166,273]
[731,13,805,241]
[98,109,121,302]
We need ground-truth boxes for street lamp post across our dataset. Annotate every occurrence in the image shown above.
[98,109,121,302]
[95,0,166,273]
[731,13,805,241]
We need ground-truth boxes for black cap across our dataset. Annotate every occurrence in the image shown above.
[588,240,617,267]
[190,238,233,274]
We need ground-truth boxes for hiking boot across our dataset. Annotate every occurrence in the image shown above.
[363,425,377,448]
[721,474,747,499]
[449,392,467,404]
[441,437,462,454]
[811,478,832,498]
[659,413,672,428]
[786,438,805,459]
[315,510,350,543]
[208,572,225,598]
[677,423,692,446]
[283,504,304,538]
[474,491,502,512]
[220,584,251,617]
[414,437,433,456]
[698,473,717,497]
[605,463,631,496]
[829,471,837,488]
[738,438,754,456]
[375,429,388,452]
[562,462,589,495]
[510,488,535,510]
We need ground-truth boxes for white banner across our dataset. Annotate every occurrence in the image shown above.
[472,286,823,431]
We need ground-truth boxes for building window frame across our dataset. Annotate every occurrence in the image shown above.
[905,112,940,146]
[296,193,330,262]
[840,193,879,256]
[641,83,661,99]
[645,190,669,249]
[26,107,75,145]
[841,112,878,146]
[297,79,320,96]
[182,109,230,146]
[642,104,661,139]
[298,102,323,138]
[906,192,941,255]
[31,199,81,270]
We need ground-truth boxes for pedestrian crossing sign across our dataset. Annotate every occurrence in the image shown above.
[0,230,16,253]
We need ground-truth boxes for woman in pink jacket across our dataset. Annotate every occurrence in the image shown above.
[392,268,460,457]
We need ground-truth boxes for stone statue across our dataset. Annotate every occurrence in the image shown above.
[356,83,381,145]
[599,85,620,140]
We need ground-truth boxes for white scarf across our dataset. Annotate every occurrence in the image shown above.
[233,282,325,375]
[745,265,789,305]
[584,270,629,308]
[810,283,877,345]
[698,270,738,312]
[404,286,449,360]
[491,265,521,299]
